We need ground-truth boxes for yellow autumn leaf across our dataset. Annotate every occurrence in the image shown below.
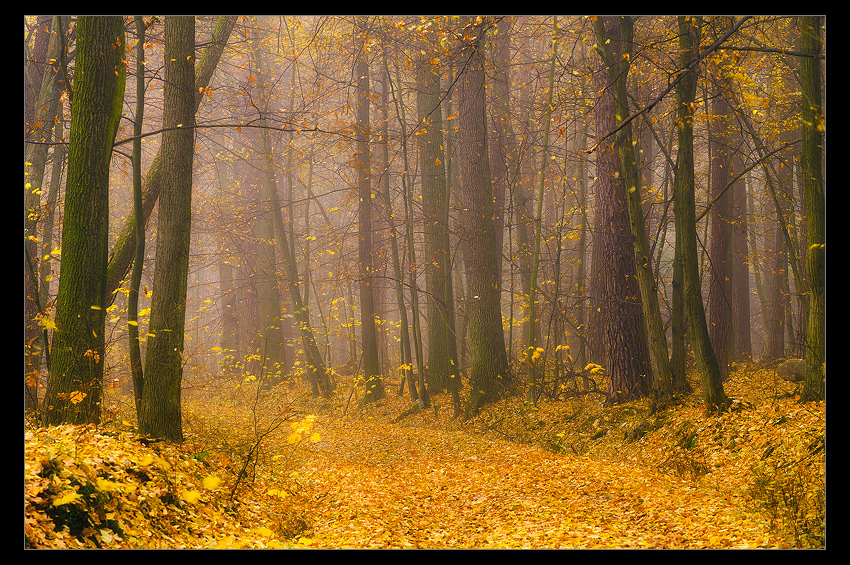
[53,491,82,506]
[253,527,275,538]
[96,478,124,492]
[69,391,87,404]
[202,475,221,490]
[182,490,202,504]
[39,317,57,330]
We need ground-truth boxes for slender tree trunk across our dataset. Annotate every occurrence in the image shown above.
[675,16,728,413]
[354,20,385,402]
[526,17,558,405]
[41,16,126,426]
[379,50,417,401]
[389,58,429,409]
[575,117,589,370]
[730,138,752,361]
[129,17,148,418]
[489,17,512,290]
[799,16,825,401]
[25,16,65,415]
[247,36,288,387]
[139,16,195,441]
[458,17,510,417]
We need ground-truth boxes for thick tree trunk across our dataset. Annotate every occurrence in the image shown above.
[458,17,510,417]
[140,16,195,441]
[41,16,126,426]
[417,44,458,395]
[591,18,651,406]
[594,16,672,402]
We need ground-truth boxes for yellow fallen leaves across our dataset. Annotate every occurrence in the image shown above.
[287,414,321,445]
[181,490,202,504]
[52,491,83,507]
[202,475,222,490]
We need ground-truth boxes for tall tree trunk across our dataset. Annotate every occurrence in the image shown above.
[458,17,510,417]
[594,16,672,402]
[25,16,66,415]
[379,50,417,401]
[729,134,752,361]
[526,16,558,405]
[675,16,728,413]
[389,57,429,409]
[799,16,825,401]
[707,39,733,380]
[129,17,148,418]
[354,19,386,402]
[140,16,195,441]
[591,18,651,406]
[41,16,126,426]
[416,38,458,395]
[247,35,288,387]
[489,16,512,290]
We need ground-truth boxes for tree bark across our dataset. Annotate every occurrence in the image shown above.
[42,16,126,426]
[799,16,825,401]
[416,37,458,396]
[139,16,195,441]
[354,19,386,402]
[594,16,672,402]
[129,17,147,417]
[674,16,728,413]
[458,17,510,417]
[707,41,733,380]
[591,17,651,406]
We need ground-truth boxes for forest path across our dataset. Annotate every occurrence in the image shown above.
[296,414,778,549]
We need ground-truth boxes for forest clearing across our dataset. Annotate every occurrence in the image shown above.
[25,16,825,549]
[25,362,825,549]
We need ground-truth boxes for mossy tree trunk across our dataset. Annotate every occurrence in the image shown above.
[42,16,126,426]
[416,35,458,397]
[674,16,728,413]
[799,16,825,402]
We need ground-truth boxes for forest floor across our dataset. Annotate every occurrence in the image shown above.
[25,361,826,549]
